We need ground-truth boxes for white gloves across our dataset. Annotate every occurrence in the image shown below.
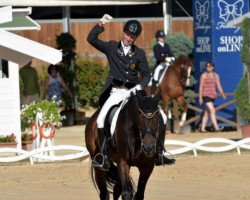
[165,57,175,63]
[131,84,142,94]
[99,14,113,25]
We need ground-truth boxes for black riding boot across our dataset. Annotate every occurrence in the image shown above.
[155,126,175,166]
[155,147,176,166]
[150,80,158,96]
[92,128,110,171]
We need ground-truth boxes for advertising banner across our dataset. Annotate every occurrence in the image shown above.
[193,0,249,126]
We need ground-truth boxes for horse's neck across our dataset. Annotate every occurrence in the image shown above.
[172,63,181,74]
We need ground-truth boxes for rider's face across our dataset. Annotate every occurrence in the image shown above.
[122,31,137,46]
[157,36,165,43]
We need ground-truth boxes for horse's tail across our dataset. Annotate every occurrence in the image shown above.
[89,162,118,194]
[107,162,135,195]
[90,161,135,195]
[106,162,118,192]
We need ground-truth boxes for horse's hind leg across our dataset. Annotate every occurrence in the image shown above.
[134,163,155,200]
[161,95,170,116]
[94,169,109,200]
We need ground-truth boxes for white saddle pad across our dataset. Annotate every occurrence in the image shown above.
[148,66,168,86]
[110,97,128,135]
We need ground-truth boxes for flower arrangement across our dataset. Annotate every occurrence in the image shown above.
[21,132,33,142]
[21,98,65,131]
[0,133,16,143]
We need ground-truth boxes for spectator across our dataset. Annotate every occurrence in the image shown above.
[199,61,226,132]
[19,61,40,105]
[43,64,73,103]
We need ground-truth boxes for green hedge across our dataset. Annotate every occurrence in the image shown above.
[76,59,108,108]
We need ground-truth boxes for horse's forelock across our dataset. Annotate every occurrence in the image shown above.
[136,91,159,112]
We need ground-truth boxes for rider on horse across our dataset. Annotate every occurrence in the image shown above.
[87,14,175,171]
[150,53,175,95]
[151,29,174,95]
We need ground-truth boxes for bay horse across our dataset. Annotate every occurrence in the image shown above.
[148,54,193,127]
[85,90,163,200]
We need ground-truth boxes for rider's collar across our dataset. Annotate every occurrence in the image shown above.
[118,41,135,51]
[121,41,131,50]
[158,41,164,47]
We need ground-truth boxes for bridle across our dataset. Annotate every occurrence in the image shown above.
[134,107,160,158]
[180,63,192,87]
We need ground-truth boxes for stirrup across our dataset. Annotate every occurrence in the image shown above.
[92,153,110,171]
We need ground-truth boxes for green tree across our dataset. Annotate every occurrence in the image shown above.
[235,18,250,124]
[76,59,108,108]
[241,18,250,103]
[166,32,194,58]
[55,33,77,109]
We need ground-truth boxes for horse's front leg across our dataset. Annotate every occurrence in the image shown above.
[134,162,155,200]
[117,159,134,200]
[176,95,188,127]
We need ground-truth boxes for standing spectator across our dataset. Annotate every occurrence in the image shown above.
[19,60,40,105]
[199,61,227,132]
[43,64,73,103]
[153,29,174,68]
[87,14,175,171]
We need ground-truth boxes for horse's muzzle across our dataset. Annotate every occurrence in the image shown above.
[142,146,156,157]
[141,143,156,157]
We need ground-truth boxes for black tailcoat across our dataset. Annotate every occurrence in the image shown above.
[153,42,174,67]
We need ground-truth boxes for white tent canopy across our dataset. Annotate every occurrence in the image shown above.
[0,6,40,31]
[0,0,159,6]
[0,29,62,65]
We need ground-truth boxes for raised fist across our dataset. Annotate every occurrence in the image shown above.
[99,14,113,25]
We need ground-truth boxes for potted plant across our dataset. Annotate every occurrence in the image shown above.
[234,18,250,138]
[21,98,65,139]
[21,132,33,151]
[0,133,17,148]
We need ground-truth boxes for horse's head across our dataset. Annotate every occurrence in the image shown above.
[175,54,194,87]
[135,90,161,157]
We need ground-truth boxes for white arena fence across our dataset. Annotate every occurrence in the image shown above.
[0,138,250,165]
[164,137,250,157]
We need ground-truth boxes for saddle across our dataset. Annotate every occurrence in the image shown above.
[103,103,121,149]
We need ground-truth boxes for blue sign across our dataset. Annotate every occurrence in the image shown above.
[193,0,249,126]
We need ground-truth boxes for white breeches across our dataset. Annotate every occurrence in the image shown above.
[153,65,165,81]
[97,88,130,128]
